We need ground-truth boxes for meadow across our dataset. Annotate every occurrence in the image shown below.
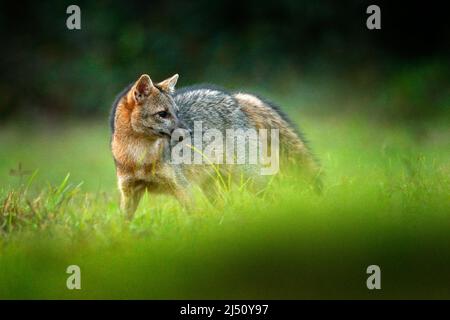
[0,104,449,299]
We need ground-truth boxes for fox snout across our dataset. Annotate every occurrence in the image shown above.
[158,117,189,139]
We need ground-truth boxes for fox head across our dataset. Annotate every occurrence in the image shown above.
[126,73,181,138]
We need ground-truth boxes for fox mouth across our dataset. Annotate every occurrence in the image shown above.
[151,127,190,140]
[156,127,190,139]
[156,130,172,138]
[152,128,179,139]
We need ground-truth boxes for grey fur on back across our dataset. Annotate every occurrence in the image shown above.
[174,85,254,133]
[172,85,263,185]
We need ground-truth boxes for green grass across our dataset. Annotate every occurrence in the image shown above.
[0,113,449,299]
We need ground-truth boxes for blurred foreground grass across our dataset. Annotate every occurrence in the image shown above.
[0,112,449,299]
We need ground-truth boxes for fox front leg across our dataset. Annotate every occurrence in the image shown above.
[167,180,195,212]
[119,180,145,220]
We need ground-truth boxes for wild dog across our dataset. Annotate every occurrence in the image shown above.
[110,75,320,218]
[110,74,190,218]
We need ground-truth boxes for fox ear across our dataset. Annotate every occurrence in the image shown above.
[157,74,179,94]
[133,74,153,103]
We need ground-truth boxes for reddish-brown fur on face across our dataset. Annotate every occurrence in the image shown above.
[112,74,179,173]
[111,74,188,219]
[112,83,156,173]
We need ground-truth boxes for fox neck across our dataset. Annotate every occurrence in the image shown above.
[113,103,166,170]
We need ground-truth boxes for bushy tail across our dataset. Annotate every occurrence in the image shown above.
[234,92,322,189]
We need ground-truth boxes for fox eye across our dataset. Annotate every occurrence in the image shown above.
[157,111,169,118]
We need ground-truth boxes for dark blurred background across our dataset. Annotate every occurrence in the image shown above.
[0,0,449,121]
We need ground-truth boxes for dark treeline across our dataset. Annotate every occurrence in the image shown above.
[0,0,448,120]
